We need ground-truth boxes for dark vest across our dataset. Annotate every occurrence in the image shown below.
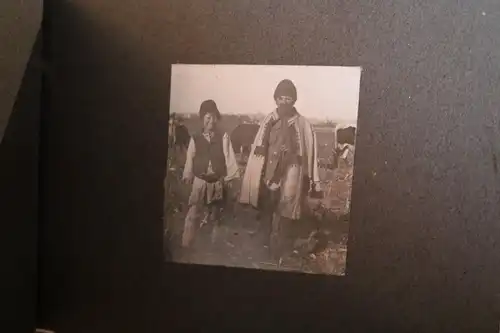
[192,131,227,182]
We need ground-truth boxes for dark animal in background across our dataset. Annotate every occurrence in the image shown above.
[174,124,190,150]
[315,126,356,170]
[336,126,356,145]
[169,121,191,150]
[168,122,191,169]
[230,123,259,156]
[334,126,356,166]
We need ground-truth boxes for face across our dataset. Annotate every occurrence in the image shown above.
[203,112,217,131]
[275,95,295,112]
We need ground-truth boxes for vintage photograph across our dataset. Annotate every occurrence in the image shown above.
[164,64,361,275]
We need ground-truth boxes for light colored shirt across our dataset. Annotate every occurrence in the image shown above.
[183,132,240,182]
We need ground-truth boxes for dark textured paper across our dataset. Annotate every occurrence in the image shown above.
[0,0,42,142]
[39,0,500,332]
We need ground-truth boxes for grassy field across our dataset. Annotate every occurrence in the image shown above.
[165,116,350,275]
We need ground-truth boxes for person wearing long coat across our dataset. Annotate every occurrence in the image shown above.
[239,79,321,260]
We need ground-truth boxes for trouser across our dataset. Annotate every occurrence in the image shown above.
[181,201,223,248]
[259,184,296,260]
[260,177,314,260]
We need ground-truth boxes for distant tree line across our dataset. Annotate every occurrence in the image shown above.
[315,119,337,127]
[174,113,261,124]
[173,112,339,127]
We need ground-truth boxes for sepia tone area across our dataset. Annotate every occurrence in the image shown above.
[164,114,353,275]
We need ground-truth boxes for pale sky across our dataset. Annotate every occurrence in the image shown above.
[170,64,361,122]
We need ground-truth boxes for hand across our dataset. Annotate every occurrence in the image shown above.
[266,180,281,191]
[312,181,322,192]
[182,175,193,185]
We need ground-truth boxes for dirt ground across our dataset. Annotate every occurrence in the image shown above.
[163,147,350,276]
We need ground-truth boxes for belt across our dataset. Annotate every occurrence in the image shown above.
[197,173,222,183]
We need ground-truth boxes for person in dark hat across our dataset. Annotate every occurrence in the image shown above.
[273,79,297,106]
[239,79,321,263]
[181,100,239,248]
[198,99,221,122]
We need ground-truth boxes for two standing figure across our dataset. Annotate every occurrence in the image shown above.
[179,79,321,262]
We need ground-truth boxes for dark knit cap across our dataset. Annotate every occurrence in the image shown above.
[274,79,297,101]
[199,99,221,119]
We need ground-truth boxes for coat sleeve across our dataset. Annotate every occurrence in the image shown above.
[183,137,196,179]
[223,133,240,181]
[239,112,276,206]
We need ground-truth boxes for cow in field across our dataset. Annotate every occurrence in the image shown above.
[168,118,191,151]
[335,126,356,162]
[336,126,356,146]
[230,123,259,157]
[314,125,356,170]
[174,124,190,150]
[168,117,191,168]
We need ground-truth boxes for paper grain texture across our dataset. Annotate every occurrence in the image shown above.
[0,0,42,142]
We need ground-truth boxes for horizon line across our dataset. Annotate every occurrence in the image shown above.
[175,112,356,122]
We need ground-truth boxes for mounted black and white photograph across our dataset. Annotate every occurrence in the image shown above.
[164,64,361,275]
